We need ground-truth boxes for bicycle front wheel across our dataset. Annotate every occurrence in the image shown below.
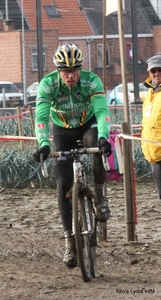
[72,182,97,282]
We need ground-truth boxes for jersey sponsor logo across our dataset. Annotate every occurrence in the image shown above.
[53,108,86,116]
[57,91,68,102]
[54,101,90,115]
[75,91,82,99]
[43,86,51,93]
[105,116,110,122]
[80,79,90,87]
[58,91,65,96]
[37,123,45,129]
[90,81,97,89]
[57,96,68,102]
[51,80,59,88]
[38,132,47,138]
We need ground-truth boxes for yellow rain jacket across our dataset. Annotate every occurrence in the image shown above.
[141,77,161,163]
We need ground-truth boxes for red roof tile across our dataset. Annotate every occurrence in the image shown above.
[19,0,92,36]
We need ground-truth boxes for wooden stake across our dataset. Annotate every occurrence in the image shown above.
[117,0,136,242]
[17,106,24,149]
[28,105,38,146]
[122,122,136,242]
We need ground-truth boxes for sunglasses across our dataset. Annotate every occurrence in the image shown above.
[58,67,81,74]
[150,68,161,74]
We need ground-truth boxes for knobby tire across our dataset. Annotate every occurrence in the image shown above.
[72,182,97,282]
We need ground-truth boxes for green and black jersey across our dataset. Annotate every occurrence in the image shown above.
[35,69,111,147]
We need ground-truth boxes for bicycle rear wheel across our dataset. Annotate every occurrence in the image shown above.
[72,182,97,282]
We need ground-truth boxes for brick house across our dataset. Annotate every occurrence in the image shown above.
[0,0,161,93]
[0,0,92,89]
[80,0,161,88]
[0,28,59,88]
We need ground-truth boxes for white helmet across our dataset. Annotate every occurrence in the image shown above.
[53,43,84,68]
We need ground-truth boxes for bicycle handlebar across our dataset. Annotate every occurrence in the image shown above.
[48,147,100,158]
[40,147,110,178]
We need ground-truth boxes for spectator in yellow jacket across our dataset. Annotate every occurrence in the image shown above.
[141,55,161,198]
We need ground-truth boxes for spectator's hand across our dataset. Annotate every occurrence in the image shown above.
[33,145,51,162]
[97,137,112,157]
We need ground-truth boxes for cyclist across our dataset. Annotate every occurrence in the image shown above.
[33,43,112,268]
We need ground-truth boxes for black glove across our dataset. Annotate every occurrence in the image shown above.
[97,137,112,157]
[33,145,51,162]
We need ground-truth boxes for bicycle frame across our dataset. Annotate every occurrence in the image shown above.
[40,146,99,232]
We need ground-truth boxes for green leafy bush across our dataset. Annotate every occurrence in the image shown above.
[0,148,55,189]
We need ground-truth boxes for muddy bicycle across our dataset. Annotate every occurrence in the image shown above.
[41,141,109,282]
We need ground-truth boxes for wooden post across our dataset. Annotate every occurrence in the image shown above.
[117,0,136,241]
[117,0,130,124]
[17,106,24,149]
[28,105,38,146]
[121,122,137,241]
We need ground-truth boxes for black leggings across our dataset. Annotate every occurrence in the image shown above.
[151,161,161,199]
[53,118,106,232]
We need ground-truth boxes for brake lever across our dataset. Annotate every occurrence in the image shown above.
[40,153,49,178]
[102,154,110,171]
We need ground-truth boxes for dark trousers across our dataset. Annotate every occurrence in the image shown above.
[151,161,161,199]
[53,117,106,232]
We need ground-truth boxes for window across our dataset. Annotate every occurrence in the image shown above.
[0,83,19,93]
[0,83,19,94]
[117,86,123,93]
[126,43,132,59]
[97,44,110,68]
[44,5,60,18]
[31,48,46,71]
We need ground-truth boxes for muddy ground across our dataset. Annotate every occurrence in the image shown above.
[0,177,161,300]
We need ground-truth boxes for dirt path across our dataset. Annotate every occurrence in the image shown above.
[0,180,161,300]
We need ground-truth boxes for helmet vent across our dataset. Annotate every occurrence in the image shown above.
[53,43,84,67]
